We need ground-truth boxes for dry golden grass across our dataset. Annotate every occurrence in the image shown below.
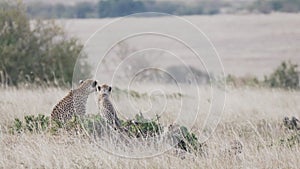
[1,86,300,168]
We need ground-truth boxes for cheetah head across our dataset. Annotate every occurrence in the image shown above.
[78,79,98,94]
[97,84,112,99]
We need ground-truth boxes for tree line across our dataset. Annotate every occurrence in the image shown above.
[26,0,300,19]
[26,0,227,19]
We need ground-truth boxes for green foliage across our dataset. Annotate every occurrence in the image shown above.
[13,118,23,133]
[27,2,98,19]
[98,0,220,17]
[226,61,299,89]
[0,1,90,86]
[122,113,162,138]
[178,126,202,152]
[10,114,103,134]
[9,113,203,153]
[26,0,224,19]
[74,2,97,18]
[22,0,300,19]
[25,114,49,132]
[250,0,300,13]
[10,114,49,134]
[264,61,299,89]
[27,2,73,19]
[97,0,146,18]
[169,125,206,154]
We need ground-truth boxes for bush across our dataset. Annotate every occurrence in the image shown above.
[176,126,205,153]
[9,113,203,153]
[264,61,299,89]
[250,0,300,13]
[226,61,299,89]
[10,114,49,134]
[0,1,90,86]
[122,113,163,138]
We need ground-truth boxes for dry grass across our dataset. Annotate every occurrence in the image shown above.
[1,86,300,168]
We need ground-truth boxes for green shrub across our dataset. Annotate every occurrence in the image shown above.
[9,113,203,153]
[168,125,206,155]
[10,114,49,134]
[10,114,104,134]
[0,0,90,86]
[122,113,163,138]
[264,61,299,89]
[226,61,299,89]
[12,118,23,133]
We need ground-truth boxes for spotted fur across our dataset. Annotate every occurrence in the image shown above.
[51,79,98,123]
[97,84,121,129]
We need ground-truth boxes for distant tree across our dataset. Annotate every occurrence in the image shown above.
[0,1,90,86]
[74,2,95,18]
[143,1,180,14]
[97,0,146,18]
[264,61,299,89]
[250,0,300,13]
[26,2,54,18]
[279,0,300,12]
[52,4,69,18]
[27,2,76,19]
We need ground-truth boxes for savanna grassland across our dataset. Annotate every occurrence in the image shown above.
[0,86,300,168]
[1,13,300,168]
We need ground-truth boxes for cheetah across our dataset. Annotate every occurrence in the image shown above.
[97,84,121,129]
[51,79,98,123]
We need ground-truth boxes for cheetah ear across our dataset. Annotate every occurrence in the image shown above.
[92,81,97,87]
[97,86,101,91]
[108,86,112,92]
[79,80,83,84]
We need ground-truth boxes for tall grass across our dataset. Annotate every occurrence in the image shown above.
[0,86,300,168]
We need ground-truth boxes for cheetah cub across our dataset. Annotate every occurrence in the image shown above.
[97,84,121,129]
